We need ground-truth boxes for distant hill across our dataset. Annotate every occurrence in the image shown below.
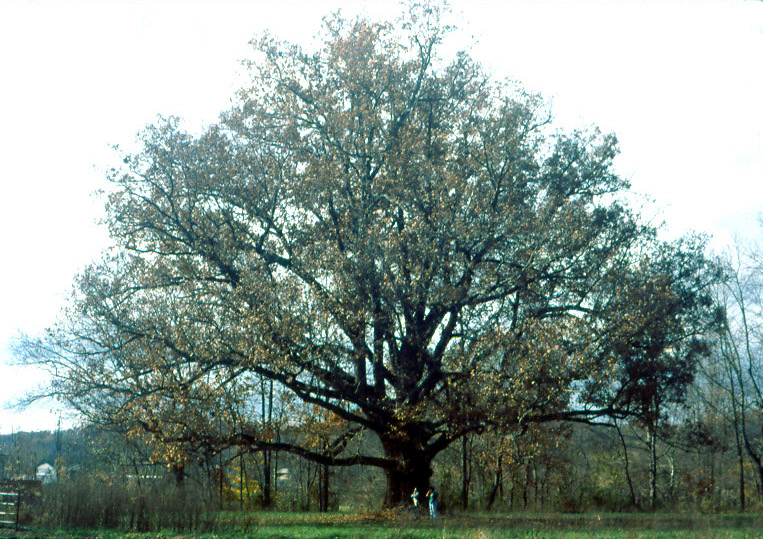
[0,429,80,480]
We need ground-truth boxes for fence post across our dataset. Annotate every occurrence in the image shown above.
[0,490,20,531]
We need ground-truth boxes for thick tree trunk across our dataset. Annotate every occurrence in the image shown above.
[381,439,433,508]
[728,376,746,511]
[461,435,470,510]
[319,462,330,512]
[239,453,245,510]
[741,420,763,506]
[171,462,185,488]
[648,425,658,510]
[755,462,763,506]
[486,454,502,511]
[261,448,273,508]
[737,444,746,511]
[615,422,637,508]
[261,377,274,509]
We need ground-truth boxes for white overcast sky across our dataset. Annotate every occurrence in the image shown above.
[1,0,762,433]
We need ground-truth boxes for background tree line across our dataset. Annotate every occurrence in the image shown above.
[8,370,763,517]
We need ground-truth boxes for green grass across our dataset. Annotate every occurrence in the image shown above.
[9,512,763,538]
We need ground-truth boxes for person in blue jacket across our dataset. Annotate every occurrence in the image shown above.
[426,487,438,519]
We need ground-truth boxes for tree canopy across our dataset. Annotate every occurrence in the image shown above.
[21,5,721,505]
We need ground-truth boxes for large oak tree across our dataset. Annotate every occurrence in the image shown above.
[23,5,720,505]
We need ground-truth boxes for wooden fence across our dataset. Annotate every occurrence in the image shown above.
[0,491,20,531]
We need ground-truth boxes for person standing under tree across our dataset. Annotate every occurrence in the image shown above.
[426,487,438,519]
[410,487,420,517]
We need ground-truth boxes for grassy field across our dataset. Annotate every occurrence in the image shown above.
[6,512,763,538]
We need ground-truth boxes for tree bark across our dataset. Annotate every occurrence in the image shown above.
[319,462,330,512]
[261,377,275,508]
[171,461,185,488]
[648,424,658,510]
[486,454,503,511]
[737,436,746,511]
[461,435,470,510]
[615,422,637,508]
[381,439,433,508]
[261,449,273,508]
